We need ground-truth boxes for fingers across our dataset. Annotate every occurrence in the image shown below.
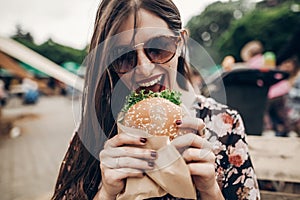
[187,162,218,193]
[99,133,156,198]
[188,162,215,177]
[171,133,216,192]
[101,166,144,185]
[101,146,157,160]
[171,133,213,150]
[100,146,157,171]
[101,156,155,170]
[104,133,147,148]
[177,116,205,131]
[182,148,215,163]
[100,133,157,172]
[176,116,205,136]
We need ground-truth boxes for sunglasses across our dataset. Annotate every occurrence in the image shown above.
[110,34,181,74]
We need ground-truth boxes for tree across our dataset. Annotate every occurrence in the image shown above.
[186,0,300,64]
[216,0,300,62]
[13,24,34,43]
[38,39,87,65]
[11,25,88,65]
[186,0,255,63]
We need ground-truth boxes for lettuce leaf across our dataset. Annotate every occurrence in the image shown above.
[122,89,182,112]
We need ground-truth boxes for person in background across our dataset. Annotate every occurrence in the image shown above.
[0,79,8,106]
[221,55,236,72]
[21,78,39,104]
[52,0,260,199]
[265,56,300,136]
[240,40,264,69]
[287,73,300,136]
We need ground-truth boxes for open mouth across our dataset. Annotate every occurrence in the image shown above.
[136,74,166,93]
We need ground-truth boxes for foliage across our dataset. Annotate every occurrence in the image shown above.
[217,0,300,62]
[122,89,182,112]
[13,24,34,43]
[11,26,88,65]
[37,39,87,65]
[186,0,253,63]
[186,0,300,64]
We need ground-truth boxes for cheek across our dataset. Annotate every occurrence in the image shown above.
[117,73,134,89]
[168,56,179,71]
[163,57,179,85]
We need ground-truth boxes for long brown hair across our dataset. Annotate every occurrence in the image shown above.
[52,0,190,199]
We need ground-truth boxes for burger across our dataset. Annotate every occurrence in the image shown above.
[120,89,183,140]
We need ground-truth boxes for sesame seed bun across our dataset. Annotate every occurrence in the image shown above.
[124,97,183,140]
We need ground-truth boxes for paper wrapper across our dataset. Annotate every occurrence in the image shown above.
[116,122,197,200]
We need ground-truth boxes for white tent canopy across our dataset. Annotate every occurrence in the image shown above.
[0,37,84,92]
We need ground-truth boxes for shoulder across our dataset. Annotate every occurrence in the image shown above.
[195,95,260,199]
[195,94,246,140]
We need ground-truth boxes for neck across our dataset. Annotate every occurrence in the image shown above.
[173,81,197,117]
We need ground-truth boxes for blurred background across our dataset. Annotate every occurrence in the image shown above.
[1,0,300,199]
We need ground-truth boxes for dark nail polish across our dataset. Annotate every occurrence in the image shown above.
[148,161,155,167]
[175,119,182,125]
[140,137,147,143]
[151,151,157,158]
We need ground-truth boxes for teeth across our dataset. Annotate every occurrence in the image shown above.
[138,75,162,87]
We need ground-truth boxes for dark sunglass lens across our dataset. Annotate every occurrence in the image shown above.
[145,36,177,63]
[112,51,136,73]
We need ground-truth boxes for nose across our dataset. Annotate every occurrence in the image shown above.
[134,47,155,77]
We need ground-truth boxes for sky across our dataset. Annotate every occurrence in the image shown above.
[0,0,229,49]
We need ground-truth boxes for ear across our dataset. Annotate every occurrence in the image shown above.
[177,29,188,56]
[180,29,188,39]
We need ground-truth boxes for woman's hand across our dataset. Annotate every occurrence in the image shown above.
[173,117,224,200]
[95,133,157,200]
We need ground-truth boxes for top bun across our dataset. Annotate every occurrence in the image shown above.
[124,97,182,139]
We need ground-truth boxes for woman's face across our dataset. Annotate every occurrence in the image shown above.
[112,9,182,93]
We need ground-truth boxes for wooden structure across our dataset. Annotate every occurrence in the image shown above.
[248,135,300,199]
[0,37,84,92]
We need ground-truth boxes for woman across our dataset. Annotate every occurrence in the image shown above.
[52,0,260,199]
[266,56,300,136]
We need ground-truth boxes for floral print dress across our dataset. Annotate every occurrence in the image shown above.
[150,95,261,200]
[54,94,261,200]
